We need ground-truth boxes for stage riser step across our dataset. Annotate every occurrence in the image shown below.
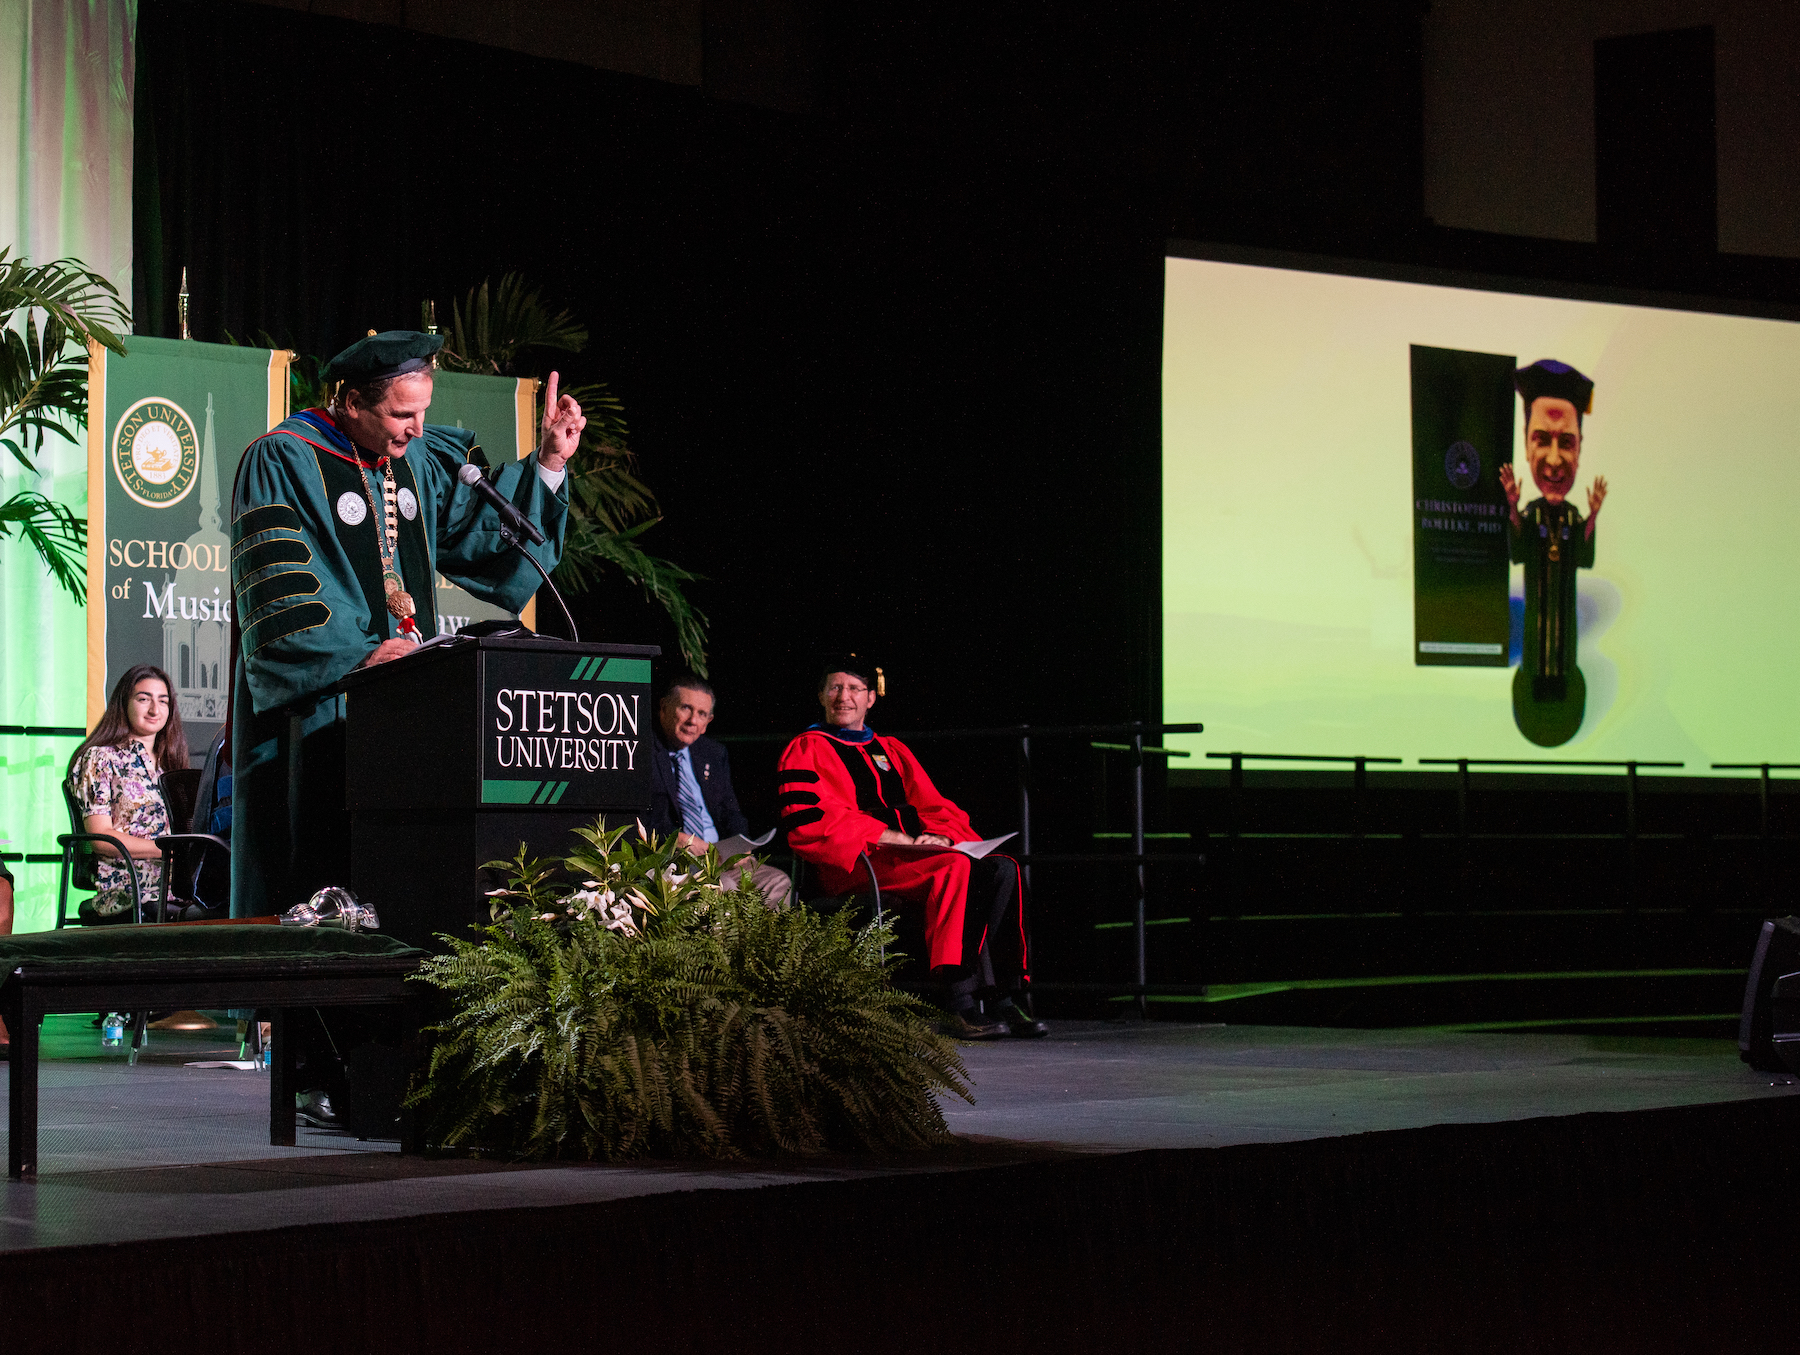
[1030,972,1748,1032]
[1027,844,1795,922]
[1091,912,1767,982]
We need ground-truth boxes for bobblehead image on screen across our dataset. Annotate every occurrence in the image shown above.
[1161,253,1800,772]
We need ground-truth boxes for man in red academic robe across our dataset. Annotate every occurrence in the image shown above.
[777,655,1045,1039]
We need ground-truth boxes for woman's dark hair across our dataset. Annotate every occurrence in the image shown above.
[70,664,191,776]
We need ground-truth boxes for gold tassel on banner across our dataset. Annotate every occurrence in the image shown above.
[876,666,885,696]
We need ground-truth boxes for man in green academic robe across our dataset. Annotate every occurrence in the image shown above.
[229,330,585,915]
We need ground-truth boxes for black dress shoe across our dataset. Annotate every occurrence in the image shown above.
[938,1009,1011,1040]
[996,1000,1049,1038]
[296,1089,341,1129]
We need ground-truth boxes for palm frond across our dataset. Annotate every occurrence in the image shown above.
[439,273,588,376]
[365,270,710,665]
[556,516,710,674]
[0,491,87,604]
[0,249,130,477]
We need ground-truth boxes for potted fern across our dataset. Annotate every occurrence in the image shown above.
[408,820,972,1160]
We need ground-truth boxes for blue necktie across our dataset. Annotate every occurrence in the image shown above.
[672,748,716,840]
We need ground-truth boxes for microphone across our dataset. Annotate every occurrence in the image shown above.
[457,461,546,545]
[455,459,580,642]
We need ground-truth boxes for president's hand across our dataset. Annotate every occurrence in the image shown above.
[915,833,954,847]
[361,636,418,668]
[537,371,586,472]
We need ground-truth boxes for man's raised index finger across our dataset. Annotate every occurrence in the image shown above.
[543,371,560,421]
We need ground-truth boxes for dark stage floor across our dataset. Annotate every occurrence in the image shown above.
[2,1014,1793,1253]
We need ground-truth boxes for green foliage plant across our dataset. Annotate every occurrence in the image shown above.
[0,249,131,603]
[437,274,711,673]
[408,819,972,1161]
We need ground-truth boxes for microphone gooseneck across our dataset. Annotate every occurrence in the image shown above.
[458,460,579,642]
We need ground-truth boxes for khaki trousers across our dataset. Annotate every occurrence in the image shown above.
[723,857,794,911]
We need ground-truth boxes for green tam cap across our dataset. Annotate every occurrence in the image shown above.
[324,330,444,386]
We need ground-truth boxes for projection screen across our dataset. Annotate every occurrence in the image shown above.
[1161,249,1800,772]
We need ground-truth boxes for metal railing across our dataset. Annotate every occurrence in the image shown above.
[1417,758,1685,839]
[1710,763,1800,838]
[1207,752,1403,840]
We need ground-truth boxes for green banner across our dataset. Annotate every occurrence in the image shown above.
[1409,345,1515,668]
[90,336,284,749]
[419,369,536,634]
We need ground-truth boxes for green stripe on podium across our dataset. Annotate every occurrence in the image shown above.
[482,779,542,804]
[595,657,651,684]
[566,656,649,683]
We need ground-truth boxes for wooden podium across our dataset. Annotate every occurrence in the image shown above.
[337,635,659,949]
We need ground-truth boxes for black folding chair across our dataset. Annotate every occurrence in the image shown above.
[55,773,157,1053]
[790,849,886,958]
[153,729,231,922]
[55,775,148,928]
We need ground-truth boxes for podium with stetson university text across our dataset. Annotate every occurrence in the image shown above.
[337,635,659,949]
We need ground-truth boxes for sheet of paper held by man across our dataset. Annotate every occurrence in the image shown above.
[886,832,1017,859]
[713,828,777,860]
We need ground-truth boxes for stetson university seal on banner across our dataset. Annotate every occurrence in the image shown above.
[112,396,199,508]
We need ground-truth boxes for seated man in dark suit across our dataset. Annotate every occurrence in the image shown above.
[649,675,791,908]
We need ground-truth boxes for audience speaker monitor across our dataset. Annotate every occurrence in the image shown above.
[1738,916,1800,1073]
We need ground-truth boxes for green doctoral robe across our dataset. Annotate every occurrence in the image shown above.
[1509,497,1593,695]
[229,411,568,916]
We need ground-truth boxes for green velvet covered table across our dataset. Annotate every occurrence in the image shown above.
[1,923,426,1178]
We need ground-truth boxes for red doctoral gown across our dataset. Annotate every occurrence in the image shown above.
[778,727,982,969]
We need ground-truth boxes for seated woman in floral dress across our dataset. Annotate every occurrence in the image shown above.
[68,664,191,924]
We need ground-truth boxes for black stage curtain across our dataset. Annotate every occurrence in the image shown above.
[132,1,1172,749]
[132,0,1443,859]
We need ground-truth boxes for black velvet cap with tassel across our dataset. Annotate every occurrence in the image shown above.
[1514,359,1594,420]
[817,653,885,696]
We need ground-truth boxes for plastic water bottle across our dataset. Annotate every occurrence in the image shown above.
[101,1013,125,1049]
